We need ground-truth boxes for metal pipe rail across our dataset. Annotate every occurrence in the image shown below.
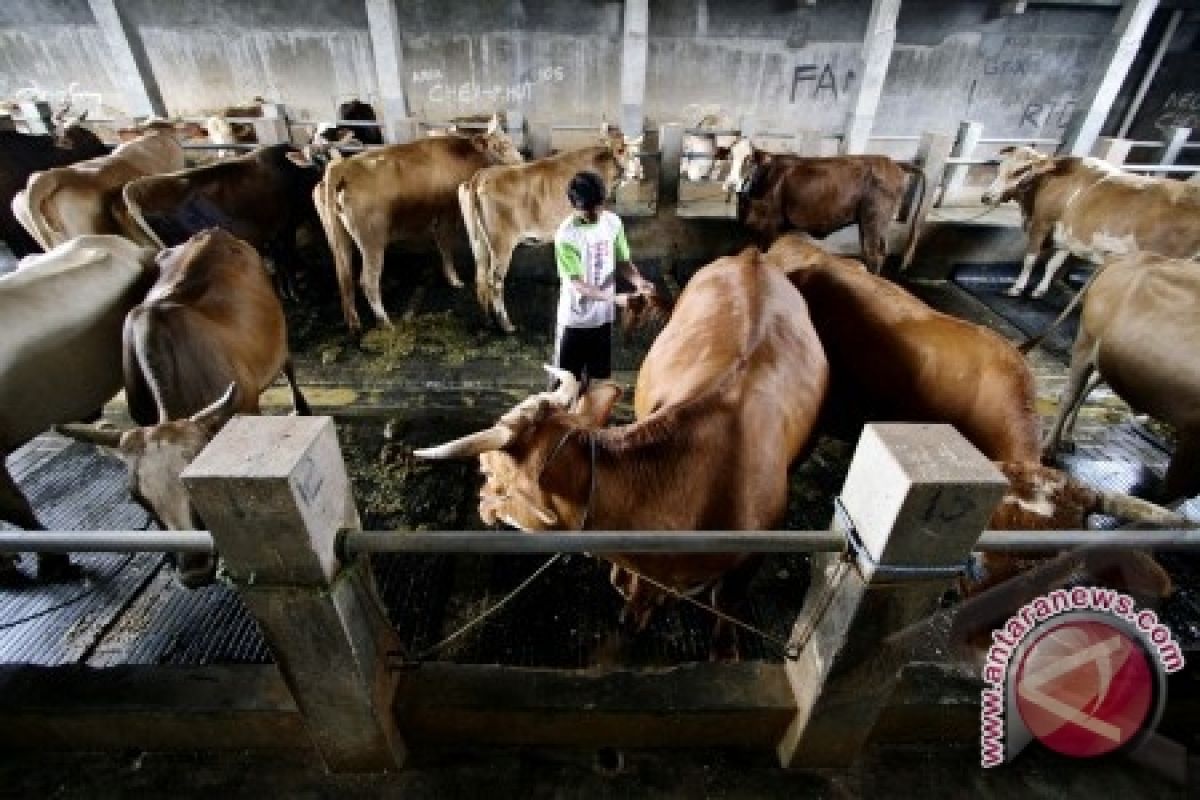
[3,528,1199,557]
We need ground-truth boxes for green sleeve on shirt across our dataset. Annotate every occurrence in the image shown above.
[555,238,583,279]
[615,222,630,262]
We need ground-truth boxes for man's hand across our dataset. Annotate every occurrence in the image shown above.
[614,292,631,308]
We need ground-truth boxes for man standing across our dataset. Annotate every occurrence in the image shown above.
[553,171,653,382]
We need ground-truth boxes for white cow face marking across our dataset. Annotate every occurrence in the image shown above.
[723,138,756,195]
[982,146,1050,205]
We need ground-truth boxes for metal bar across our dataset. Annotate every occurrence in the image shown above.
[342,530,847,555]
[332,119,383,127]
[682,128,741,136]
[977,137,1060,145]
[975,530,1200,551]
[182,144,261,151]
[0,531,214,553]
[1121,164,1200,173]
[870,135,923,142]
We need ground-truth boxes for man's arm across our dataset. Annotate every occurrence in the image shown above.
[614,221,653,291]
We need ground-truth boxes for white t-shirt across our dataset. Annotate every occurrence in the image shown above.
[553,210,629,329]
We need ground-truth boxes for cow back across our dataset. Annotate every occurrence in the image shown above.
[0,236,156,449]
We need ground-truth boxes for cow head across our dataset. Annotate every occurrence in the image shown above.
[981,146,1059,205]
[473,115,524,165]
[602,125,645,190]
[415,367,622,531]
[57,385,239,588]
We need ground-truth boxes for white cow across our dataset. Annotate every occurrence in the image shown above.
[0,235,156,578]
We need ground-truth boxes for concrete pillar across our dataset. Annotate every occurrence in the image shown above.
[183,417,405,773]
[1159,125,1190,166]
[1060,0,1159,157]
[365,0,414,144]
[908,129,953,220]
[942,121,983,205]
[777,424,1006,768]
[843,0,901,154]
[659,122,683,203]
[88,0,165,119]
[252,103,290,145]
[620,0,649,138]
[1094,136,1134,165]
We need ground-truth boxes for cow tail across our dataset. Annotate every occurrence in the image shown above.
[13,170,62,251]
[1018,262,1107,355]
[899,163,926,273]
[120,179,166,248]
[461,174,495,311]
[313,164,356,318]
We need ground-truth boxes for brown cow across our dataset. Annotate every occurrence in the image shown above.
[980,146,1200,298]
[416,249,829,657]
[121,144,324,299]
[726,137,926,274]
[58,229,309,587]
[12,129,189,250]
[460,127,645,332]
[765,234,1040,463]
[1042,253,1200,502]
[313,116,522,332]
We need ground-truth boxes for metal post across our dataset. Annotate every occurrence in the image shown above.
[620,0,649,138]
[777,423,1007,768]
[1094,136,1134,165]
[88,0,165,118]
[1159,125,1190,167]
[659,122,683,203]
[365,0,414,144]
[943,121,983,204]
[843,0,901,154]
[1118,8,1182,139]
[1060,0,1159,157]
[182,417,405,773]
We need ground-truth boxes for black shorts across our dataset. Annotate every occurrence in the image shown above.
[554,323,612,382]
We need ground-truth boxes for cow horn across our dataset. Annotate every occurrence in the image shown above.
[543,365,580,407]
[1096,491,1197,528]
[191,383,240,438]
[415,425,515,460]
[55,423,126,449]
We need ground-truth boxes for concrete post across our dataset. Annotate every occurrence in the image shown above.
[1059,0,1159,157]
[777,424,1007,768]
[251,103,290,145]
[1159,125,1190,166]
[659,122,683,203]
[908,130,953,220]
[182,417,405,773]
[942,121,983,205]
[365,0,414,144]
[88,0,165,119]
[1094,136,1134,165]
[843,0,901,154]
[620,0,649,138]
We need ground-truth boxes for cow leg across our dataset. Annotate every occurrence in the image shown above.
[1042,344,1097,461]
[1060,369,1103,447]
[282,359,311,416]
[709,555,763,661]
[0,463,78,582]
[1031,250,1071,299]
[431,216,464,289]
[489,244,517,334]
[1007,223,1053,296]
[1163,429,1200,504]
[353,240,392,330]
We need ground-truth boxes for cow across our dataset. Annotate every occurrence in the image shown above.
[313,116,523,332]
[12,129,189,251]
[120,143,324,299]
[765,234,1041,464]
[725,137,926,274]
[416,248,830,658]
[980,145,1200,298]
[1041,253,1200,503]
[57,229,309,587]
[0,235,158,580]
[459,127,645,333]
[0,124,109,258]
[312,99,383,147]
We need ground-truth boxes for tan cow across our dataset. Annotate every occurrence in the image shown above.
[0,236,157,579]
[765,234,1041,463]
[312,116,522,332]
[981,146,1200,297]
[459,127,645,332]
[58,229,308,587]
[12,130,188,250]
[1042,253,1200,502]
[417,249,829,657]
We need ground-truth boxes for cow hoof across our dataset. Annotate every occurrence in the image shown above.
[1031,289,1048,300]
[37,553,82,582]
[497,318,516,335]
[448,277,465,289]
[0,554,26,585]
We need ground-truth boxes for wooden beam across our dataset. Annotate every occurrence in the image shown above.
[843,0,902,154]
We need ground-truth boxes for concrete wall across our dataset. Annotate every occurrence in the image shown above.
[1,0,1187,147]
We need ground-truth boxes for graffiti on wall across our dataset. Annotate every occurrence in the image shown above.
[1153,90,1200,132]
[414,65,566,107]
[1019,99,1076,131]
[790,63,855,104]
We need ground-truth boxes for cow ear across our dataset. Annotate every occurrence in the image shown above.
[191,383,240,439]
[573,381,622,426]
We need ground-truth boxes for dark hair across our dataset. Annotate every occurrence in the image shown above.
[567,171,607,211]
